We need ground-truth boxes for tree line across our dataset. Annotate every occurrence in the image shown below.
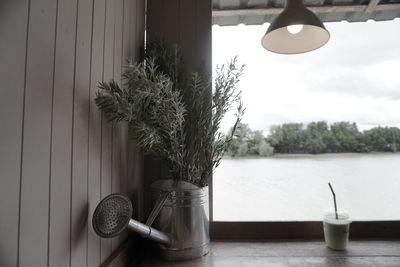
[226,121,400,157]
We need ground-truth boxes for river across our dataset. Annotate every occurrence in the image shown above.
[213,153,400,221]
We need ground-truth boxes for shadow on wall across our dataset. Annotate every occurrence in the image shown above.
[72,203,88,250]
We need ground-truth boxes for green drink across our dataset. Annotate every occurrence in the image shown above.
[323,211,351,250]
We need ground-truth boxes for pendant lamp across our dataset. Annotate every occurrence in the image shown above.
[261,0,330,54]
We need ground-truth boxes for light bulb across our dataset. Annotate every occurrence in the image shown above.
[287,24,303,34]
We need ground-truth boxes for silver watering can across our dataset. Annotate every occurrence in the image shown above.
[92,179,209,260]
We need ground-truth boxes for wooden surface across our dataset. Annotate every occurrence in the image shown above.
[0,0,145,266]
[87,0,106,265]
[18,0,57,265]
[0,1,29,266]
[49,0,78,266]
[137,240,400,267]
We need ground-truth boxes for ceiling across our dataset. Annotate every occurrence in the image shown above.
[212,0,400,25]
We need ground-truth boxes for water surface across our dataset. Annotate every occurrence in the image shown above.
[213,153,400,221]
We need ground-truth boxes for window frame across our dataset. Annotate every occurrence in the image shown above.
[210,221,400,239]
[208,18,400,241]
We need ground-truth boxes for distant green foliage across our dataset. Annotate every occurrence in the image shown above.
[258,141,274,157]
[226,121,400,156]
[227,123,274,157]
[237,143,249,156]
[95,42,244,187]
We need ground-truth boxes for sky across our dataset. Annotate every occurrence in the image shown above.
[212,19,400,134]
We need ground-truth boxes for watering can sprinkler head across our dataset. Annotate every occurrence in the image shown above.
[92,193,171,246]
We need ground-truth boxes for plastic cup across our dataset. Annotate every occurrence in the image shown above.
[323,210,351,250]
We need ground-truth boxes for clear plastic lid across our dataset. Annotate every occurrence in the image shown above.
[323,208,351,224]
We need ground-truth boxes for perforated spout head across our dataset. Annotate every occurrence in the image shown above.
[92,194,132,238]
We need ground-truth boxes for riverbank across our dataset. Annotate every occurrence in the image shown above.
[224,151,400,160]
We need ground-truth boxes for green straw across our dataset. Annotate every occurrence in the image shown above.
[328,182,338,220]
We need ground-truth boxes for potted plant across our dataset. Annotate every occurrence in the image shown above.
[95,42,244,260]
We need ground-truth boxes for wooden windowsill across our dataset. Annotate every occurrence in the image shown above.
[107,221,400,266]
[137,240,400,266]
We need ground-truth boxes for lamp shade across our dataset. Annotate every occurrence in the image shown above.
[261,0,330,54]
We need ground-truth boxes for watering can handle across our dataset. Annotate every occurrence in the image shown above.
[145,191,171,226]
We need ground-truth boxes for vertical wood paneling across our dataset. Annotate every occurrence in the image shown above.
[196,0,212,77]
[146,0,165,44]
[179,0,197,73]
[18,0,57,265]
[112,0,124,249]
[122,0,131,66]
[135,0,145,61]
[136,0,145,219]
[121,0,130,198]
[129,0,138,61]
[48,0,78,266]
[127,0,146,221]
[0,1,29,266]
[70,0,93,265]
[117,0,131,243]
[87,0,106,265]
[133,0,147,221]
[119,122,129,242]
[145,0,157,44]
[100,0,115,261]
[111,122,121,249]
[1,0,145,266]
[162,0,179,44]
[147,0,212,81]
[114,0,124,84]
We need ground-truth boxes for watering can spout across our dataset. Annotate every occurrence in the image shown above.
[92,193,171,246]
[127,219,171,246]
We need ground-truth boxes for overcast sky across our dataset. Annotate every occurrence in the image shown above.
[212,19,400,134]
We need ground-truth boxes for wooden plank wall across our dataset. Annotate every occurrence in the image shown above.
[147,0,212,75]
[0,0,145,266]
[145,0,212,218]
